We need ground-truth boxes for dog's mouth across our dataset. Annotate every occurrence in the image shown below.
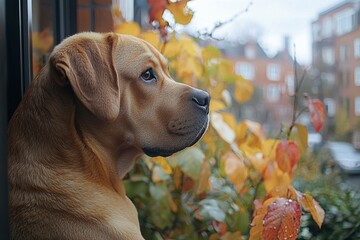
[143,117,209,157]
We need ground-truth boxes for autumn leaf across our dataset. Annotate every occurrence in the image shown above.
[202,45,221,63]
[298,192,325,228]
[222,152,248,192]
[114,22,141,36]
[294,123,308,150]
[306,96,326,132]
[250,197,277,240]
[234,76,254,103]
[211,112,236,144]
[139,31,162,50]
[167,0,193,25]
[275,140,300,175]
[197,160,211,194]
[262,198,302,240]
[267,185,298,201]
[263,161,291,193]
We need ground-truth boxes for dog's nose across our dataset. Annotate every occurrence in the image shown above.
[191,89,210,114]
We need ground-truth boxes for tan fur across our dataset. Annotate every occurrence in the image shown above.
[8,32,209,239]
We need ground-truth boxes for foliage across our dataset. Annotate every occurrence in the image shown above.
[113,1,326,239]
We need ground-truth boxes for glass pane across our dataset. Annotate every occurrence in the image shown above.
[31,0,54,77]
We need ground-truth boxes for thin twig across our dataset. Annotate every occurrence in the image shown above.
[197,1,253,40]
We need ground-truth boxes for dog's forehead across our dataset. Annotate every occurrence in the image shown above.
[120,34,168,65]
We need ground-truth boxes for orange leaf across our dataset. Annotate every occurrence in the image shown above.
[275,140,300,175]
[147,0,169,37]
[262,198,302,240]
[222,152,248,193]
[298,192,325,228]
[306,97,326,132]
[250,197,277,240]
[267,185,298,201]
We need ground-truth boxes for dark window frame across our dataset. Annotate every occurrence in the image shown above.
[1,0,77,238]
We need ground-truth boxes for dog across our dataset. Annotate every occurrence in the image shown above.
[8,32,210,239]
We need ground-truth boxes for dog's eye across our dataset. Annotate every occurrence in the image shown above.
[140,68,156,82]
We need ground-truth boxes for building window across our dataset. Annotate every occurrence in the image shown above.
[339,44,348,61]
[355,97,360,116]
[235,62,255,80]
[312,22,320,41]
[355,67,360,86]
[324,98,335,117]
[322,17,332,38]
[286,74,295,95]
[354,38,360,59]
[267,64,280,81]
[335,9,354,35]
[267,84,281,102]
[322,47,335,65]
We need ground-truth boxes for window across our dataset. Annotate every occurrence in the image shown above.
[267,64,280,81]
[235,62,255,80]
[324,98,336,117]
[322,17,332,38]
[312,22,320,41]
[286,75,295,95]
[321,72,335,85]
[335,9,354,35]
[355,38,360,59]
[322,47,335,65]
[267,84,281,102]
[355,97,360,116]
[355,67,360,86]
[339,44,348,61]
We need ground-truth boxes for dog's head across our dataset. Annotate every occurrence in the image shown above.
[50,32,209,157]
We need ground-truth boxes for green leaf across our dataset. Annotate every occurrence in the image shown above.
[124,180,149,199]
[168,147,205,180]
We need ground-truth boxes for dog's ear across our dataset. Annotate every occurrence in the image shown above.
[50,33,120,121]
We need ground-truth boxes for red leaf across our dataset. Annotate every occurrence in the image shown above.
[147,0,169,37]
[306,97,326,132]
[275,140,300,175]
[262,198,302,240]
[212,220,227,236]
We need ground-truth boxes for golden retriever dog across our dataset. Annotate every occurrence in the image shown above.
[8,32,210,239]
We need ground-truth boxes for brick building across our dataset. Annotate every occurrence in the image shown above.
[216,37,295,132]
[312,0,360,136]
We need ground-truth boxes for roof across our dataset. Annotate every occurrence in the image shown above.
[319,0,360,16]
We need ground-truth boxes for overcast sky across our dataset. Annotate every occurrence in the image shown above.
[186,0,342,65]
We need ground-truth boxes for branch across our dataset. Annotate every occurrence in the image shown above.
[196,1,253,40]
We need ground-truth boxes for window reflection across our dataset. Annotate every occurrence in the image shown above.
[31,0,54,77]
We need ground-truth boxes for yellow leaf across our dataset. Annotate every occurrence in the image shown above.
[221,112,237,129]
[166,191,178,212]
[202,45,221,62]
[210,99,226,112]
[262,139,279,160]
[211,112,236,144]
[114,22,141,36]
[176,56,203,79]
[234,76,254,103]
[113,5,123,19]
[166,0,193,25]
[222,152,248,193]
[197,160,211,194]
[294,123,308,150]
[263,161,291,193]
[299,193,325,228]
[248,153,269,174]
[217,59,235,80]
[163,37,181,58]
[152,156,172,174]
[139,31,162,50]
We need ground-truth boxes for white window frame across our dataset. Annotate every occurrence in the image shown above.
[355,97,360,116]
[322,47,335,65]
[235,62,255,81]
[354,38,360,59]
[267,64,280,81]
[322,17,332,38]
[324,98,336,117]
[355,67,360,86]
[286,74,295,95]
[335,9,354,35]
[267,84,281,102]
